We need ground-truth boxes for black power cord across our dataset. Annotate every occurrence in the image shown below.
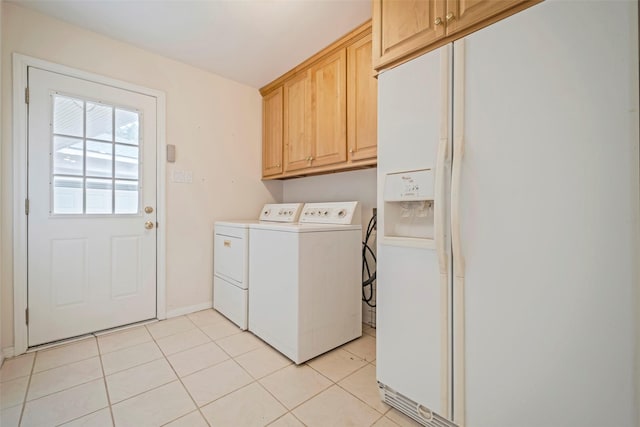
[362,213,377,307]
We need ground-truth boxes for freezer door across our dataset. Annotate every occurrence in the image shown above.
[377,44,453,420]
[454,1,639,426]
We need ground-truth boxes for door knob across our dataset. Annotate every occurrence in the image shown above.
[145,221,154,230]
[144,206,154,214]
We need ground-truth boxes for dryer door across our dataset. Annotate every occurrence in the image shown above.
[214,225,248,288]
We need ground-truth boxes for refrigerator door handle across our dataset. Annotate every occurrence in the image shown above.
[451,137,465,279]
[434,137,449,275]
[435,135,451,418]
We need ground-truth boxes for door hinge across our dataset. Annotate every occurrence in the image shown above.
[25,87,29,104]
[25,198,29,215]
[25,308,29,325]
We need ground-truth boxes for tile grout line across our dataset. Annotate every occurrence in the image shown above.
[263,408,308,427]
[101,349,165,377]
[19,357,104,405]
[146,321,214,427]
[146,315,198,341]
[179,320,256,418]
[17,352,37,427]
[334,375,392,416]
[254,381,308,427]
[95,336,117,427]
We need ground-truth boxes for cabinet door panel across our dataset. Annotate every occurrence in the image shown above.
[284,71,312,172]
[446,0,524,35]
[373,0,446,68]
[348,34,377,162]
[262,87,283,177]
[311,49,347,167]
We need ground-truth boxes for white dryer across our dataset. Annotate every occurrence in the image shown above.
[213,203,303,330]
[248,201,362,364]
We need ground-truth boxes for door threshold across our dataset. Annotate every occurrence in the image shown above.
[27,318,159,353]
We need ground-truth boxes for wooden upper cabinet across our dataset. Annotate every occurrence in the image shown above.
[284,70,312,173]
[446,0,525,33]
[310,49,347,168]
[373,0,445,70]
[262,87,283,177]
[373,0,538,71]
[347,34,377,162]
[260,20,377,179]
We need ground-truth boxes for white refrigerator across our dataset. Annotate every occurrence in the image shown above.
[376,1,639,427]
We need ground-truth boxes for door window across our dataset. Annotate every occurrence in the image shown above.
[51,94,141,215]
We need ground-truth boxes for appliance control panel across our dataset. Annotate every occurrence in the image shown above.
[384,169,434,201]
[300,201,361,225]
[259,203,304,222]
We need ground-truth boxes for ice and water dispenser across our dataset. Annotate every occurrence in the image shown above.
[382,169,435,247]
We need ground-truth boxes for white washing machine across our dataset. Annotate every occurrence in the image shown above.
[248,201,362,364]
[213,203,303,330]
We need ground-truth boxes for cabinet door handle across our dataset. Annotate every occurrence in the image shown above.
[349,148,354,154]
[434,17,443,26]
[446,12,455,22]
[223,240,231,247]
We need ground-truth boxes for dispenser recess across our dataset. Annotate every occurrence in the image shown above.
[382,169,435,248]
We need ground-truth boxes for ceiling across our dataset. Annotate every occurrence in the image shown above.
[9,0,372,88]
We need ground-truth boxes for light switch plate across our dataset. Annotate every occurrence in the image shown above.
[167,144,176,163]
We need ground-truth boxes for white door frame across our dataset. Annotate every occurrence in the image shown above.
[12,53,167,355]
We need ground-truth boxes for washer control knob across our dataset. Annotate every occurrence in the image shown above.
[338,209,347,218]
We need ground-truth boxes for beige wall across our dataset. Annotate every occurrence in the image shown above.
[281,168,378,326]
[1,3,282,352]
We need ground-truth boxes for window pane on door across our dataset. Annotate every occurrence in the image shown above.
[50,93,142,215]
[115,180,139,214]
[53,95,83,137]
[86,178,113,214]
[115,109,139,145]
[53,136,83,176]
[53,176,83,214]
[86,141,113,178]
[115,145,139,180]
[86,102,113,141]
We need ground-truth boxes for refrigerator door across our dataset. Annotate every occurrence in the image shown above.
[454,1,638,426]
[377,45,453,420]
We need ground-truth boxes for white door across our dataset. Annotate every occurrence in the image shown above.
[28,67,158,346]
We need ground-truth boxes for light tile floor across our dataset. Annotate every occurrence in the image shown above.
[0,309,422,427]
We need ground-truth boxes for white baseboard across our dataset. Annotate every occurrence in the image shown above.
[2,347,15,361]
[165,301,212,319]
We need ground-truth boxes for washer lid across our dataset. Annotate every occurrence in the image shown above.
[249,222,361,233]
[215,220,261,228]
